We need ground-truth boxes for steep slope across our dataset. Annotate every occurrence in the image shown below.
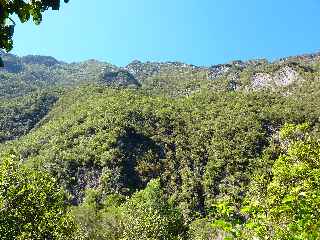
[0,50,319,147]
[0,91,59,142]
[1,51,320,238]
[2,79,319,204]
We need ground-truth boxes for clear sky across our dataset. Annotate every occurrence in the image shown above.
[11,0,320,66]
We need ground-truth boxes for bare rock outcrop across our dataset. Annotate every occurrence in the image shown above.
[251,66,300,90]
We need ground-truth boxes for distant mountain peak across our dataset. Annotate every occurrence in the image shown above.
[21,55,62,67]
[0,50,319,95]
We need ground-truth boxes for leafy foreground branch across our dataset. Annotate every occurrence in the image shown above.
[0,0,69,66]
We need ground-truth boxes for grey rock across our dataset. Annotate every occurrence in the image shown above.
[101,69,140,87]
[250,66,300,90]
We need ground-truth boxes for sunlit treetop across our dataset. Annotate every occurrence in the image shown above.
[0,0,69,66]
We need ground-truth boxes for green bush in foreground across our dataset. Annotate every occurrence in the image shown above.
[242,123,320,239]
[121,179,186,240]
[74,179,187,240]
[0,154,77,240]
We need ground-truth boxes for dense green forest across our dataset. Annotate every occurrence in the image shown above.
[1,51,320,239]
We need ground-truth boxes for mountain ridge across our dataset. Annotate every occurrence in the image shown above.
[1,50,320,239]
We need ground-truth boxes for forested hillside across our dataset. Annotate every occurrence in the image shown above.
[1,51,320,239]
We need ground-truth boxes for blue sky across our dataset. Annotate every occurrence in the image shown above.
[12,0,320,66]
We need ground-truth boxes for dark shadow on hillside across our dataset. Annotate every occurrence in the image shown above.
[116,127,164,194]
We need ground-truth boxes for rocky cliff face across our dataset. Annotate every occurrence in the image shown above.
[250,66,301,90]
[101,69,140,87]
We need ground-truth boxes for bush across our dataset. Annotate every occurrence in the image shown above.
[0,154,77,240]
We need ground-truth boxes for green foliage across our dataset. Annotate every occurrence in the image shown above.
[2,80,320,239]
[73,191,125,240]
[121,179,186,240]
[189,217,236,240]
[73,180,186,240]
[0,90,58,142]
[0,154,76,239]
[242,124,320,239]
[279,122,310,140]
[0,53,118,99]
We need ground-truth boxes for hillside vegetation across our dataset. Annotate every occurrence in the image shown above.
[1,51,320,239]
